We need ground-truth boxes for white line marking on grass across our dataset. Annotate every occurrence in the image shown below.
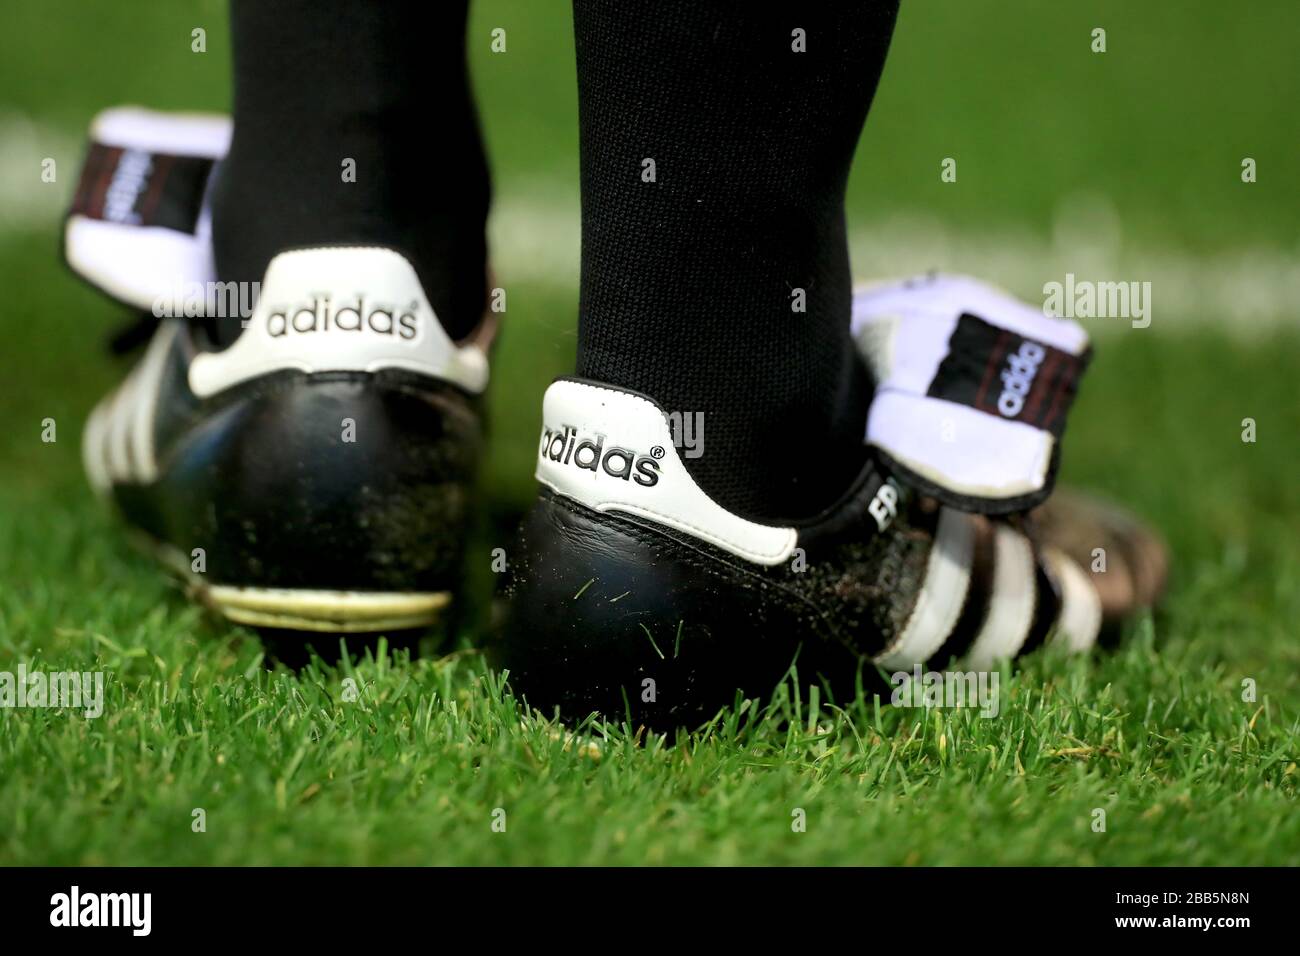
[4,116,1296,337]
[486,191,1300,337]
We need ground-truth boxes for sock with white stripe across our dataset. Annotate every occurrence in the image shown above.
[571,0,899,523]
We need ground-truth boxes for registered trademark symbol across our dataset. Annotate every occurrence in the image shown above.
[650,446,665,459]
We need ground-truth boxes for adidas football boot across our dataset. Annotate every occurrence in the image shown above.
[495,275,1166,726]
[68,108,492,632]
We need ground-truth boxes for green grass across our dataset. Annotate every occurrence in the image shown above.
[1,0,1298,865]
[2,243,1297,864]
[1,493,1297,865]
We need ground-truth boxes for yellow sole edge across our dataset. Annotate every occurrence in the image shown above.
[132,530,450,633]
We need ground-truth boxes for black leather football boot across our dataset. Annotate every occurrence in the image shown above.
[68,108,493,633]
[495,271,1167,728]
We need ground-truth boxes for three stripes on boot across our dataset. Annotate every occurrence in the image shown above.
[875,506,1102,671]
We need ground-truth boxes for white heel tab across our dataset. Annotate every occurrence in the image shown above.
[535,380,797,566]
[188,247,489,397]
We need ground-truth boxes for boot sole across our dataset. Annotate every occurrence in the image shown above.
[138,533,452,633]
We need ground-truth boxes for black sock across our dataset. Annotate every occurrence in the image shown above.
[572,0,898,522]
[210,0,490,345]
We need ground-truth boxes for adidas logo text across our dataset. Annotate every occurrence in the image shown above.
[540,425,661,487]
[267,296,418,340]
[997,340,1046,418]
[103,149,153,225]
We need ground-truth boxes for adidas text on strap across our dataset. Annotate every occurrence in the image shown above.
[853,273,1091,514]
[65,107,230,313]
